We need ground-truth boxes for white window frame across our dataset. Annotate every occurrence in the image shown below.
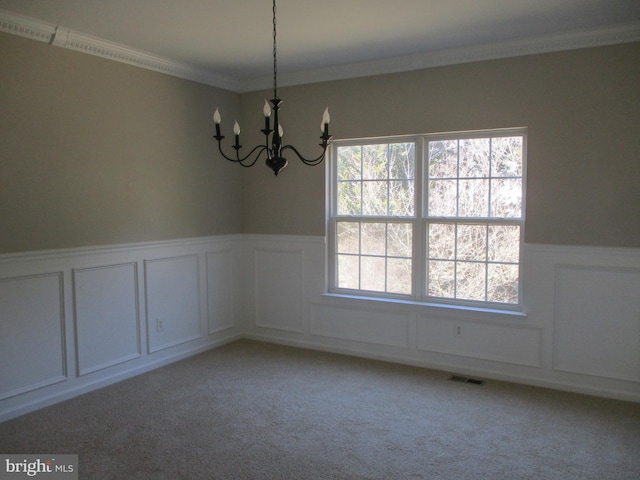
[327,128,526,311]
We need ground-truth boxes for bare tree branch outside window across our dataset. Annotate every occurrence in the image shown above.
[332,131,524,307]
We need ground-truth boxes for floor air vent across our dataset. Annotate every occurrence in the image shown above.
[448,375,486,386]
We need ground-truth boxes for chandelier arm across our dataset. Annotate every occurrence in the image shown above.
[281,144,329,166]
[211,0,331,176]
[216,141,268,168]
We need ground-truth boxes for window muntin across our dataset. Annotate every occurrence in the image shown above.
[425,134,523,304]
[335,142,415,295]
[336,220,413,295]
[426,222,521,303]
[426,136,523,218]
[336,143,415,217]
[330,130,525,308]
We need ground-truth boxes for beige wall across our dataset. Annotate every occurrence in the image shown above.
[2,31,638,253]
[240,42,640,247]
[0,32,242,254]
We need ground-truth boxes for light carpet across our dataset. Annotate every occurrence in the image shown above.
[1,340,639,479]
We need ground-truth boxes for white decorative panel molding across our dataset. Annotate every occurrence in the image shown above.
[1,236,639,421]
[73,263,140,376]
[254,248,303,332]
[0,236,241,422]
[310,304,410,348]
[553,265,640,381]
[0,273,66,400]
[206,250,235,334]
[145,255,201,353]
[416,316,542,367]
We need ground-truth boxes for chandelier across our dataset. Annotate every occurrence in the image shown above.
[213,0,332,176]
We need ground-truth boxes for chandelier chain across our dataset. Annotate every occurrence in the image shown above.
[272,0,277,97]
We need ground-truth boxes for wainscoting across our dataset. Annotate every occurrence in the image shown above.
[242,235,640,403]
[0,236,242,422]
[1,235,639,421]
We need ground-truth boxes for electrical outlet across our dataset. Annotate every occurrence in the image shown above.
[454,324,463,338]
[156,318,164,332]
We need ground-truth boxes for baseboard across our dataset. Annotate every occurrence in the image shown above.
[244,333,640,403]
[0,333,242,423]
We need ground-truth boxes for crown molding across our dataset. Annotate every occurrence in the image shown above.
[2,8,639,94]
[241,22,640,92]
[55,28,242,92]
[0,9,55,43]
[0,9,242,92]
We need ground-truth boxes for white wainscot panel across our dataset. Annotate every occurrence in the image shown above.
[206,249,234,334]
[73,263,140,376]
[145,255,201,353]
[0,273,66,399]
[310,304,410,348]
[554,265,640,381]
[254,248,303,332]
[417,316,542,367]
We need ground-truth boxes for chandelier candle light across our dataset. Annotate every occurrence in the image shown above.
[212,0,332,176]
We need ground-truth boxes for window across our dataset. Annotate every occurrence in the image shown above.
[329,129,525,308]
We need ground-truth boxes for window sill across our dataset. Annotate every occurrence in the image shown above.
[320,293,528,319]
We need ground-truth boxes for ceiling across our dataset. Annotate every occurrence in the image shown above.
[1,0,639,91]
